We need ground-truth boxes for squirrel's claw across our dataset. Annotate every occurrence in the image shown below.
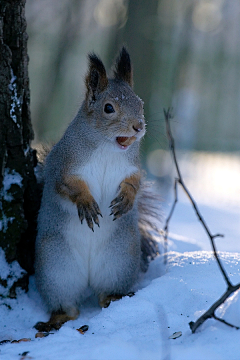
[77,207,84,223]
[84,208,94,231]
[77,199,102,231]
[110,193,133,220]
[110,177,138,220]
[93,201,103,218]
[110,195,124,207]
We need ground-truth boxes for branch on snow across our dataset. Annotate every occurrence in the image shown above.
[163,108,240,333]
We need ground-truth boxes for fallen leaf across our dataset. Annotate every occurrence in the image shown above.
[20,352,30,356]
[35,332,51,338]
[169,331,182,339]
[0,340,11,345]
[76,325,89,334]
[11,338,31,343]
[19,351,34,360]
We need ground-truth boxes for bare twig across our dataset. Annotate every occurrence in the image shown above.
[189,283,240,332]
[163,107,240,333]
[163,178,178,264]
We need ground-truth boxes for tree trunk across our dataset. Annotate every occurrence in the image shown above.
[0,0,40,296]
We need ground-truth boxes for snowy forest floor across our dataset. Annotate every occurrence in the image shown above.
[1,152,240,360]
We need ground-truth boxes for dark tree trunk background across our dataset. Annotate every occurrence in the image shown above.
[0,0,40,295]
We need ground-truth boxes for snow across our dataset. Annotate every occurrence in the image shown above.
[1,245,240,360]
[0,215,15,233]
[1,155,240,359]
[2,168,23,201]
[0,249,26,298]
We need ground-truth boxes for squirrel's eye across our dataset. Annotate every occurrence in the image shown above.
[104,103,115,114]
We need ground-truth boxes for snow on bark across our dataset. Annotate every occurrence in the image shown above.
[8,69,22,128]
[0,248,26,298]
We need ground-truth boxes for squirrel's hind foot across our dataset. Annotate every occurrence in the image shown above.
[99,292,135,308]
[34,309,79,332]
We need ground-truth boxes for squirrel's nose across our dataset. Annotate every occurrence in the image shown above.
[132,120,144,132]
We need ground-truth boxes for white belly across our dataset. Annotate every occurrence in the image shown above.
[61,143,138,286]
[75,143,137,214]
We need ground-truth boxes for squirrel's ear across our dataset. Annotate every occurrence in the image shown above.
[114,47,133,87]
[85,53,108,102]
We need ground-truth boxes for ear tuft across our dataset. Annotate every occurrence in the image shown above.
[85,53,108,100]
[114,46,133,87]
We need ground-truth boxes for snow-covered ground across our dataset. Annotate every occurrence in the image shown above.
[1,152,240,360]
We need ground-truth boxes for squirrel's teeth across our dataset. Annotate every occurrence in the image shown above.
[116,136,136,147]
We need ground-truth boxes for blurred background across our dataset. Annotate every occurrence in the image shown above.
[26,0,240,210]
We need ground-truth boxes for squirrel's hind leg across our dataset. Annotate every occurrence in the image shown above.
[34,308,80,332]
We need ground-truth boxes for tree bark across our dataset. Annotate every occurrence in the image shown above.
[0,0,40,294]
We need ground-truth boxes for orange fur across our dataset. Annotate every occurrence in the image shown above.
[99,294,126,308]
[110,172,141,220]
[56,175,102,230]
[56,175,92,205]
[122,172,141,194]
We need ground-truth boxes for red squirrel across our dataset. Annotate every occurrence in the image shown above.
[34,47,160,331]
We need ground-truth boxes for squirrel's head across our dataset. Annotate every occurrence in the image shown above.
[84,47,145,151]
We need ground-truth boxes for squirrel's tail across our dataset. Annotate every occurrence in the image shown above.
[34,143,53,185]
[138,183,162,272]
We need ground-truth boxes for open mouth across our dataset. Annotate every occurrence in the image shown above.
[116,136,136,149]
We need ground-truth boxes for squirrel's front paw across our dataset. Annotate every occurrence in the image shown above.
[77,198,102,231]
[110,183,136,220]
